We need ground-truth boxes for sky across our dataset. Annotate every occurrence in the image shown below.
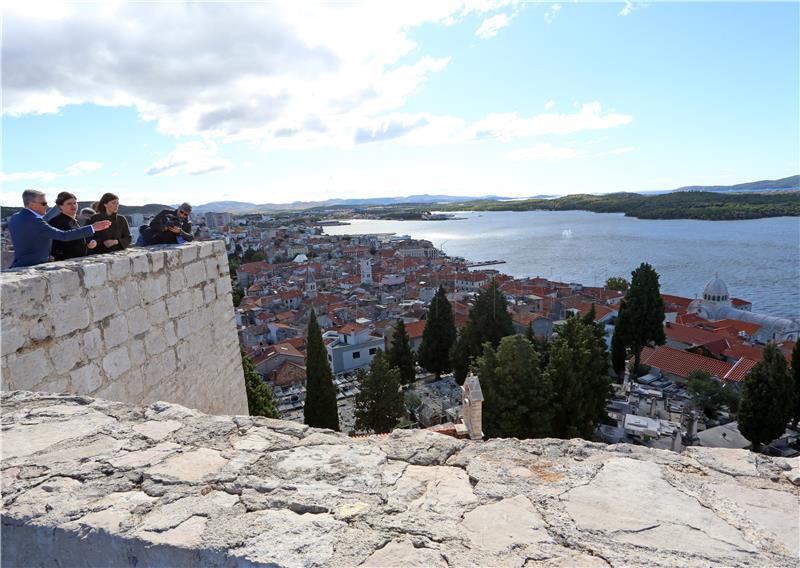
[2,1,798,206]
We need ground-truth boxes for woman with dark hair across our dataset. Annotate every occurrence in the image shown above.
[48,192,98,260]
[89,192,131,254]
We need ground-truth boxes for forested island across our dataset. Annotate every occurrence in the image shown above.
[440,190,800,220]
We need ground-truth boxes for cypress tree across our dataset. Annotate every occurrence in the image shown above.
[418,286,457,379]
[620,263,666,371]
[388,319,416,385]
[303,310,339,431]
[451,278,514,384]
[525,321,535,343]
[738,342,793,451]
[546,316,611,439]
[242,348,279,418]
[611,300,629,378]
[792,341,800,428]
[476,335,553,439]
[354,351,404,434]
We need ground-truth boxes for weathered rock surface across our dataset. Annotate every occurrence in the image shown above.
[2,391,798,567]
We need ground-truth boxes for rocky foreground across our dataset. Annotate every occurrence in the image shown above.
[2,391,798,567]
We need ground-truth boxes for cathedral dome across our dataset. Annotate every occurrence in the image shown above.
[702,275,729,302]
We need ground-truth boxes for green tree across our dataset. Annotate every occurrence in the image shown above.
[476,335,553,439]
[738,343,793,451]
[546,317,611,439]
[605,276,630,292]
[241,348,279,418]
[619,263,666,370]
[792,341,800,428]
[687,370,736,419]
[388,320,416,385]
[303,310,339,431]
[418,286,457,378]
[451,279,514,384]
[354,351,404,434]
[231,285,244,307]
[611,301,629,378]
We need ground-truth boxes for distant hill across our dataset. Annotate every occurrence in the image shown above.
[671,175,799,193]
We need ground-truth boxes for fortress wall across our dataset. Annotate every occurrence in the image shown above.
[0,241,247,415]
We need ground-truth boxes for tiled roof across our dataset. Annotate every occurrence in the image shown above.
[711,319,762,337]
[723,357,758,383]
[640,345,733,380]
[339,323,367,334]
[721,342,764,362]
[404,320,426,339]
[664,322,726,347]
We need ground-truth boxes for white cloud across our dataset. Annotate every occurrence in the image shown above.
[619,1,641,17]
[1,160,104,182]
[476,13,509,38]
[3,1,521,149]
[544,99,556,110]
[469,102,632,141]
[145,141,232,176]
[507,143,583,161]
[65,161,103,176]
[544,4,561,24]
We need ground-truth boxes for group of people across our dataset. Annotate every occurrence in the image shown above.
[6,189,194,269]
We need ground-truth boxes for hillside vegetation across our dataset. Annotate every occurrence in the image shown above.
[441,191,800,220]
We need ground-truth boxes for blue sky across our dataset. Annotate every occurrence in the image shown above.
[2,1,798,206]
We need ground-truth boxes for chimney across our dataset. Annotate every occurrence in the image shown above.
[461,375,484,440]
[685,411,699,445]
[671,430,682,453]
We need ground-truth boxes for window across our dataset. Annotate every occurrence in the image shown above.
[352,351,361,359]
[368,348,377,355]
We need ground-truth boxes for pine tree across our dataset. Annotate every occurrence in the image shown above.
[476,335,553,439]
[451,278,514,384]
[303,310,339,431]
[620,263,666,370]
[354,351,404,434]
[611,300,628,378]
[242,348,279,418]
[418,286,457,379]
[388,319,416,385]
[738,342,793,451]
[792,341,800,428]
[546,316,611,439]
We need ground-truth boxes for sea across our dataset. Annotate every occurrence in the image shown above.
[322,210,800,320]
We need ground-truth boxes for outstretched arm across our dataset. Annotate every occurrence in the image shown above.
[35,216,95,242]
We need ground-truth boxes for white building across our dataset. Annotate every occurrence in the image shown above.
[324,323,385,375]
[687,275,800,342]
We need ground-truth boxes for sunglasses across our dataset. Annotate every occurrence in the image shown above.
[35,200,48,206]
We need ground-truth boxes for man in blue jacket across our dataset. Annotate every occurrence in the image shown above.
[7,189,112,269]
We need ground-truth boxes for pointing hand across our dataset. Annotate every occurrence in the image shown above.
[91,220,112,232]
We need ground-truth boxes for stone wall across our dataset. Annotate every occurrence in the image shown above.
[2,391,798,567]
[0,242,247,415]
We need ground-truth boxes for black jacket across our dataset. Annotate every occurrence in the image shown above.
[90,212,132,254]
[141,208,194,245]
[48,213,93,261]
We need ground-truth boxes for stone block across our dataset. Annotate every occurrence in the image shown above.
[146,300,168,326]
[49,335,82,374]
[102,346,131,379]
[82,328,104,360]
[140,275,167,304]
[8,349,51,390]
[43,269,80,301]
[144,330,167,356]
[29,317,53,342]
[204,257,219,278]
[175,315,192,340]
[116,281,140,311]
[150,251,166,272]
[127,307,149,337]
[160,349,177,375]
[165,249,183,270]
[90,288,117,322]
[212,240,226,255]
[216,277,232,297]
[52,296,91,337]
[131,253,150,274]
[82,263,107,289]
[109,257,131,281]
[184,262,207,287]
[164,322,178,346]
[129,339,147,367]
[197,241,214,258]
[167,291,193,318]
[103,314,129,348]
[1,324,25,356]
[70,363,103,394]
[190,289,205,310]
[203,283,217,304]
[181,246,199,264]
[168,270,187,294]
[37,375,69,394]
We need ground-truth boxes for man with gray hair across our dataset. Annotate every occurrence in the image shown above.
[139,202,194,245]
[6,189,112,268]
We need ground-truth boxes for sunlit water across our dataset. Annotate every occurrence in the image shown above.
[323,211,800,320]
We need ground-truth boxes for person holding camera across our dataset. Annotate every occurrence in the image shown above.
[139,202,194,245]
